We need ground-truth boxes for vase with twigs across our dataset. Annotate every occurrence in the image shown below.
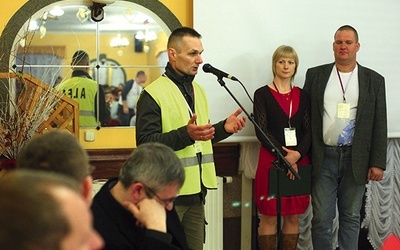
[0,23,63,176]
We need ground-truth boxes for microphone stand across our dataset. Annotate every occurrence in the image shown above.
[216,77,301,250]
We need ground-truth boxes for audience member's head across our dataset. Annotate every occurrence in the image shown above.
[17,130,94,203]
[0,170,103,250]
[113,87,121,100]
[118,142,185,211]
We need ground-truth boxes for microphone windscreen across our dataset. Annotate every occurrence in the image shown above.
[202,63,212,72]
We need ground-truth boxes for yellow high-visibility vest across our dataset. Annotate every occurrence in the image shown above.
[56,76,98,127]
[144,77,217,195]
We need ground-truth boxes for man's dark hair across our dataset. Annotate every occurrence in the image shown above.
[17,130,90,181]
[136,70,146,77]
[71,50,89,66]
[335,25,359,43]
[167,27,202,51]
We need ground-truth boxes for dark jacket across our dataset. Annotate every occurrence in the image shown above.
[303,62,387,184]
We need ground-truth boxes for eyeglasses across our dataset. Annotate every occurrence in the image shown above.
[143,184,178,208]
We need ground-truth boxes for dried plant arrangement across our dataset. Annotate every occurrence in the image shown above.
[0,21,63,173]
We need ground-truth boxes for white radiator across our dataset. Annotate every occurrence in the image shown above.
[204,176,224,250]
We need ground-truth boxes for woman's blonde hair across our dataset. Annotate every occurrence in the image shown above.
[272,45,299,82]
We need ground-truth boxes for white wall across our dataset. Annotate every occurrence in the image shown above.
[194,0,400,139]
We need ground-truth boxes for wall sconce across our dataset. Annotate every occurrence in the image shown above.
[143,43,150,54]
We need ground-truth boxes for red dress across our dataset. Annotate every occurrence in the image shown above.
[253,85,311,216]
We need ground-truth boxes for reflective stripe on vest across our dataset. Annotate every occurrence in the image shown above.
[144,77,217,195]
[180,153,214,167]
[79,110,95,116]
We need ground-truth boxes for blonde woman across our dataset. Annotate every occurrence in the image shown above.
[253,45,311,250]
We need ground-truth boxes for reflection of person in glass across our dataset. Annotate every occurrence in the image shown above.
[118,70,147,126]
[253,45,311,250]
[56,50,110,127]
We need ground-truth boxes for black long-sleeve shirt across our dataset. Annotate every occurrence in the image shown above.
[253,85,311,158]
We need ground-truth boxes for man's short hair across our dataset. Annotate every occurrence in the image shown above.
[119,142,185,193]
[0,170,80,249]
[335,25,359,43]
[71,50,90,66]
[136,70,146,78]
[17,130,90,181]
[167,27,202,52]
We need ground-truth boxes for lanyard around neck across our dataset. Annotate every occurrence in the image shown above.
[272,81,293,127]
[336,66,354,103]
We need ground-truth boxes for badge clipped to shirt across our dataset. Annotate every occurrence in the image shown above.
[337,102,350,119]
[194,141,202,153]
[284,127,297,147]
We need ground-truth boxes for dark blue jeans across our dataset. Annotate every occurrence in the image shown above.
[311,146,365,250]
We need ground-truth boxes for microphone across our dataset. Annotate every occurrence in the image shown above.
[202,63,238,81]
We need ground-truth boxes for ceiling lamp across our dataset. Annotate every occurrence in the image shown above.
[110,33,130,48]
[135,19,158,42]
[28,20,39,31]
[135,29,157,42]
[49,7,64,17]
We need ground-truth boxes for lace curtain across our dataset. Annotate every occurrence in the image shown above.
[16,46,65,86]
[362,138,400,249]
[240,138,400,249]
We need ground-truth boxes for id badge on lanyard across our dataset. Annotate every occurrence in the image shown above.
[273,82,298,147]
[337,102,351,119]
[336,66,353,119]
[284,127,297,146]
[194,141,202,153]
